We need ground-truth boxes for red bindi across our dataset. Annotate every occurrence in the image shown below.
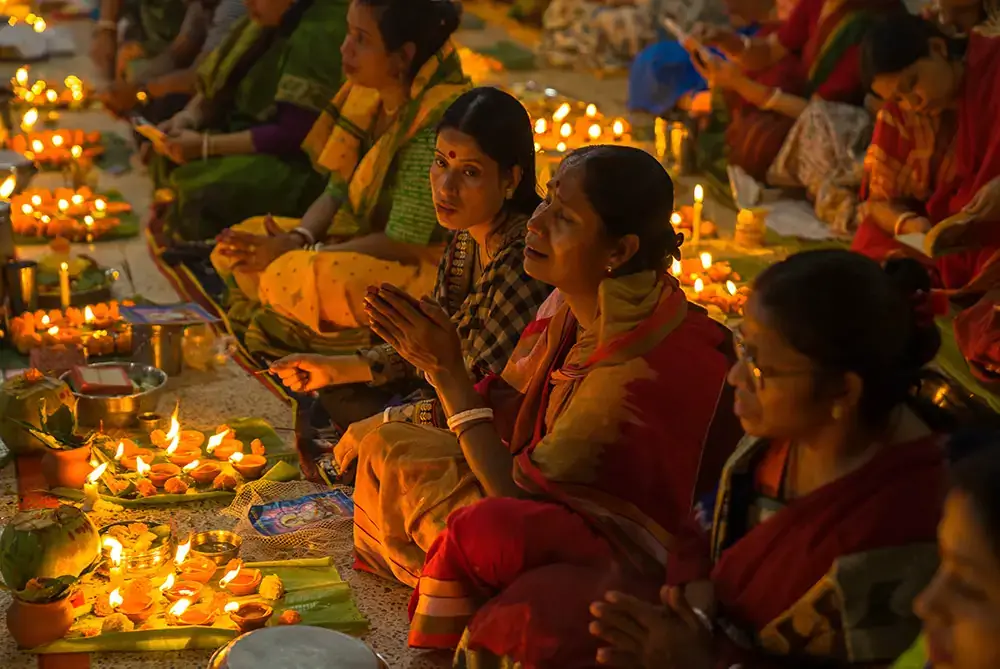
[448,151,457,159]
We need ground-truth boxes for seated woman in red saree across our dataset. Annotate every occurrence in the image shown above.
[590,250,948,668]
[853,14,1000,294]
[363,146,743,666]
[691,0,898,184]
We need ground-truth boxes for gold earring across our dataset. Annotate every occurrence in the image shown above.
[831,404,843,420]
[606,265,614,276]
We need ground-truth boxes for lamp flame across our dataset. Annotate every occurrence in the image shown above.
[700,252,712,270]
[108,588,123,609]
[87,462,108,483]
[588,124,601,140]
[135,455,150,476]
[20,203,31,215]
[159,573,176,592]
[40,314,50,326]
[206,428,229,454]
[219,563,242,588]
[31,140,43,153]
[166,432,180,455]
[229,452,244,464]
[165,415,180,442]
[103,537,123,566]
[224,601,240,613]
[94,198,107,212]
[670,212,682,226]
[612,119,625,137]
[14,68,28,87]
[556,142,567,153]
[57,199,69,212]
[694,184,704,203]
[114,441,124,460]
[559,122,572,139]
[694,278,705,294]
[552,103,571,122]
[726,280,738,296]
[45,89,57,103]
[52,135,64,148]
[84,305,95,323]
[21,108,37,128]
[671,259,682,276]
[169,598,191,617]
[0,175,16,200]
[533,118,547,134]
[32,18,46,33]
[71,145,82,159]
[182,459,200,473]
[175,538,191,565]
[585,103,597,117]
[47,326,59,336]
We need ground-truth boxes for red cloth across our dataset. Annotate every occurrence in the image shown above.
[701,436,943,631]
[954,296,1000,383]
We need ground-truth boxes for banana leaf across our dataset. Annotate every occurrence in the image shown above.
[48,460,301,507]
[30,558,368,654]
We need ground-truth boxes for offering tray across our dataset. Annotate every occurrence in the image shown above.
[28,557,368,654]
[98,520,173,575]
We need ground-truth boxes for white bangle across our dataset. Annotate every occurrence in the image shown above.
[292,226,316,246]
[201,133,210,161]
[382,407,393,424]
[761,88,782,110]
[446,407,494,433]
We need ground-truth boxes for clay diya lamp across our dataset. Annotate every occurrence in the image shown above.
[168,446,201,467]
[212,438,244,461]
[231,454,267,480]
[120,449,154,471]
[149,463,181,487]
[163,580,204,603]
[119,593,155,624]
[229,602,273,633]
[177,555,218,584]
[224,569,262,596]
[179,430,206,451]
[189,461,222,485]
[179,604,215,626]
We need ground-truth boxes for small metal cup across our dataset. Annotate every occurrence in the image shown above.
[132,323,185,376]
[4,259,38,314]
[137,411,165,434]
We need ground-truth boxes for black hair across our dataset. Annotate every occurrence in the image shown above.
[752,250,941,429]
[952,439,1000,556]
[860,13,968,91]
[357,0,462,80]
[201,0,315,127]
[437,87,542,221]
[565,145,682,276]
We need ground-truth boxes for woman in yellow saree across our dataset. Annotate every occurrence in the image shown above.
[210,0,469,360]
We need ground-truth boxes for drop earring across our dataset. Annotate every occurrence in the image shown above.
[605,265,614,277]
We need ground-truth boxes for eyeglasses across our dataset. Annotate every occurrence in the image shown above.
[733,328,815,391]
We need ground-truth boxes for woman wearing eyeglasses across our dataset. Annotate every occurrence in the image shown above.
[589,250,948,668]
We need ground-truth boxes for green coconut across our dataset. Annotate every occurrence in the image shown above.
[0,372,76,454]
[0,505,101,592]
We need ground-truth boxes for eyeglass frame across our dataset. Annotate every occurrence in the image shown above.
[732,327,817,391]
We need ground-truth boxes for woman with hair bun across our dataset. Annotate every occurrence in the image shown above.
[212,0,469,358]
[591,250,948,668]
[361,145,745,664]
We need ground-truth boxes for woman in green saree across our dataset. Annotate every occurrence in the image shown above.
[150,0,348,242]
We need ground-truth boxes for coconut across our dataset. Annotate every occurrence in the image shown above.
[0,505,101,591]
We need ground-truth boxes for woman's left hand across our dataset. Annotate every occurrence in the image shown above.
[590,586,717,669]
[963,176,1000,223]
[690,53,746,91]
[364,284,465,378]
[161,129,204,164]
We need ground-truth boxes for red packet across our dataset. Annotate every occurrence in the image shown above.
[69,365,133,395]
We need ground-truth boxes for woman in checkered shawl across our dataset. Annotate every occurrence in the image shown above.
[272,87,552,482]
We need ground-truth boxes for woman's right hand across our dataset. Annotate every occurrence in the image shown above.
[270,354,374,391]
[158,111,197,135]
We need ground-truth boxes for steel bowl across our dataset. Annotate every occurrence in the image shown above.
[60,362,167,429]
[207,627,388,669]
[0,150,38,195]
[190,529,242,566]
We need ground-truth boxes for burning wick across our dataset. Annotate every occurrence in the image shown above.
[0,175,15,200]
[533,118,547,134]
[671,259,682,276]
[20,204,32,215]
[31,140,44,153]
[47,326,59,336]
[175,538,192,565]
[84,305,95,323]
[587,124,601,140]
[30,195,41,207]
[135,455,151,477]
[166,433,180,456]
[694,278,705,294]
[206,428,230,454]
[229,452,244,464]
[94,199,107,212]
[15,68,28,87]
[159,573,176,593]
[165,415,180,442]
[108,588,123,609]
[224,601,240,613]
[103,537,123,567]
[87,462,108,483]
[52,135,65,148]
[21,108,37,129]
[552,103,571,123]
[169,598,191,617]
[559,123,572,139]
[71,145,82,159]
[114,441,125,460]
[219,563,242,588]
[670,212,682,227]
[700,252,712,270]
[612,119,625,137]
[40,314,50,326]
[182,459,200,473]
[726,280,738,296]
[585,103,597,117]
[70,193,83,205]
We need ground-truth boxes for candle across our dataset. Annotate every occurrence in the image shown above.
[82,462,107,511]
[103,536,124,587]
[58,262,71,310]
[692,184,704,246]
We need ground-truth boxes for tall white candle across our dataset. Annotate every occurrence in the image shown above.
[692,184,704,246]
[58,261,70,310]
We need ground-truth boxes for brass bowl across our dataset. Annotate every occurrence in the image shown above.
[98,521,173,575]
[190,529,242,566]
[60,362,167,429]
